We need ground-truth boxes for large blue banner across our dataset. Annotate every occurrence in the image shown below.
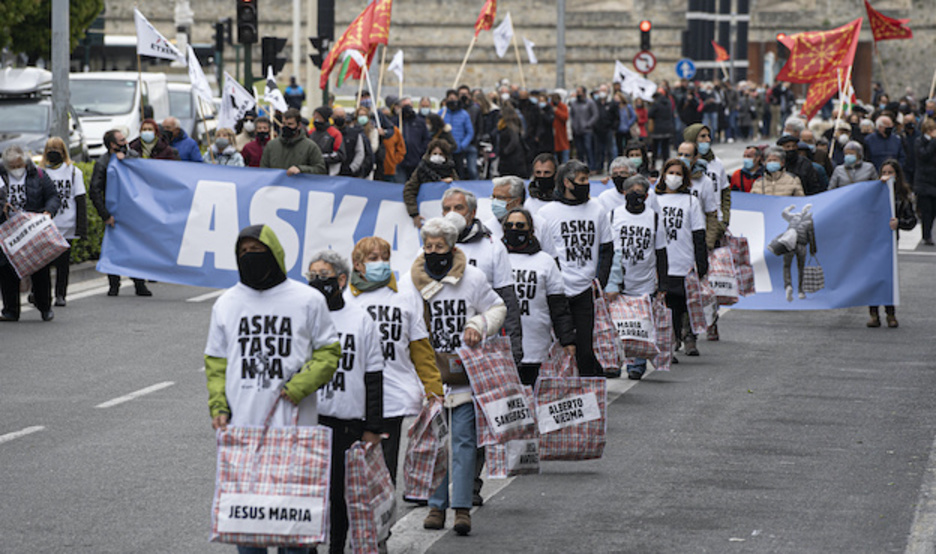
[98,159,896,309]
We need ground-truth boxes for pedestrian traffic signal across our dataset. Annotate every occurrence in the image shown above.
[236,0,258,44]
[222,17,233,45]
[309,37,329,70]
[262,36,288,76]
[640,20,652,51]
[213,22,225,53]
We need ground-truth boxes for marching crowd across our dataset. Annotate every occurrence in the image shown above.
[0,76,931,552]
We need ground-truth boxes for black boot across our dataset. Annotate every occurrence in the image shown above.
[107,275,121,296]
[134,279,153,297]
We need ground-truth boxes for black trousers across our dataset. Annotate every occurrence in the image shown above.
[666,287,689,344]
[918,194,936,241]
[0,262,51,318]
[51,246,70,300]
[319,416,365,554]
[568,288,602,376]
[381,415,405,485]
[518,363,541,387]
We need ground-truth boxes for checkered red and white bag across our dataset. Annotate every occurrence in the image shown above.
[0,211,69,279]
[534,348,607,461]
[685,268,718,335]
[486,438,540,478]
[539,341,576,379]
[707,247,740,305]
[345,441,395,553]
[211,399,332,547]
[592,282,625,372]
[725,232,755,296]
[650,296,674,372]
[402,400,448,501]
[607,294,659,359]
[459,336,535,446]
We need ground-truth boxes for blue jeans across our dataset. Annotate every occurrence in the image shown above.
[429,402,477,510]
[702,112,719,138]
[463,144,479,180]
[557,149,570,163]
[237,547,310,554]
[573,132,595,170]
[594,130,616,171]
[627,357,647,376]
[727,110,738,140]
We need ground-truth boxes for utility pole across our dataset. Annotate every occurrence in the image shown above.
[729,0,737,83]
[50,0,69,141]
[293,0,301,81]
[307,0,319,112]
[556,0,566,89]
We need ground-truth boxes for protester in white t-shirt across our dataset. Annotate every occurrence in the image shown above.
[677,141,720,251]
[537,159,614,376]
[408,217,505,536]
[502,208,576,386]
[204,225,341,432]
[307,249,384,554]
[655,159,709,359]
[595,157,637,215]
[40,138,87,307]
[606,175,669,380]
[345,236,443,485]
[523,153,559,215]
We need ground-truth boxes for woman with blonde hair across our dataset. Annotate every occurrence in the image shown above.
[206,127,245,166]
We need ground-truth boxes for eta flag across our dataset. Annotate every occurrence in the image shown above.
[613,61,656,102]
[134,8,184,62]
[219,72,257,130]
[187,45,213,105]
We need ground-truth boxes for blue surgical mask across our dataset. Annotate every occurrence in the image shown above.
[844,154,858,166]
[697,141,711,155]
[140,131,156,143]
[879,103,886,110]
[364,261,392,282]
[538,102,547,109]
[361,99,373,108]
[420,107,430,116]
[766,161,782,173]
[695,158,708,170]
[628,156,643,168]
[357,115,369,126]
[743,158,754,170]
[491,199,509,220]
[678,156,691,169]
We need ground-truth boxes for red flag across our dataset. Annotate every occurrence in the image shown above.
[319,2,375,89]
[369,0,393,46]
[776,18,862,84]
[799,76,839,121]
[865,0,912,41]
[711,41,729,62]
[474,0,497,37]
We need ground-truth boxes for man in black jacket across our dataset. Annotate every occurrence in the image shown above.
[396,97,430,182]
[0,145,61,321]
[592,84,620,173]
[89,129,152,297]
[777,135,821,195]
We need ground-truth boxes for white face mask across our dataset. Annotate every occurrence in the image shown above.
[665,174,683,190]
[837,133,849,145]
[429,154,445,165]
[444,211,467,234]
[243,121,256,133]
[501,93,510,101]
[8,167,26,180]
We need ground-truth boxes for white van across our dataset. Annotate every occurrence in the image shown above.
[69,72,170,157]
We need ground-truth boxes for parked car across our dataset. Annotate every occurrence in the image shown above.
[0,67,88,163]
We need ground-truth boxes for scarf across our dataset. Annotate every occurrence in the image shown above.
[349,271,396,295]
[410,248,467,301]
[504,236,542,255]
[416,157,455,184]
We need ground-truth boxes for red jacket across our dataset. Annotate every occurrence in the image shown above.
[552,102,570,153]
[241,137,269,167]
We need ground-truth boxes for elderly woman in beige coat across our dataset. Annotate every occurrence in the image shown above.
[751,146,805,197]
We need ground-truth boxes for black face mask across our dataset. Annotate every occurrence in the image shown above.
[445,100,460,112]
[906,124,915,133]
[332,118,345,128]
[425,251,454,278]
[625,190,646,213]
[115,144,128,154]
[531,175,555,198]
[612,175,627,193]
[785,149,798,164]
[313,121,328,132]
[503,228,530,249]
[237,250,286,291]
[281,125,299,138]
[569,183,590,202]
[46,151,63,166]
[309,277,344,311]
[256,131,270,141]
[402,106,415,119]
[161,130,173,143]
[460,96,471,107]
[883,127,894,137]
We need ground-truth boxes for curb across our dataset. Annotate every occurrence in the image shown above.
[69,261,106,284]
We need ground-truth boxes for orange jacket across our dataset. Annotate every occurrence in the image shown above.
[382,127,407,176]
[552,102,570,152]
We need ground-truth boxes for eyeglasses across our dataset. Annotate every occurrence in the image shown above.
[306,272,335,280]
[491,194,514,202]
[503,221,528,230]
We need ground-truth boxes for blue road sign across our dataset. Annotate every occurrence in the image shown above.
[676,58,696,80]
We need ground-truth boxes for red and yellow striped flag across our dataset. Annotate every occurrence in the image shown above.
[319,2,375,89]
[474,0,497,37]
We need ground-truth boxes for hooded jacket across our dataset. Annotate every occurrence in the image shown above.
[169,128,204,162]
[204,224,342,417]
[260,132,327,174]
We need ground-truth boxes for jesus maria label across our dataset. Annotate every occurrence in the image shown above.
[216,493,325,537]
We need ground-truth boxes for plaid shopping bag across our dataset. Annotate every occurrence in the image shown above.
[535,374,607,461]
[485,438,540,479]
[685,268,718,335]
[802,255,825,293]
[725,232,755,296]
[345,441,395,553]
[211,399,332,547]
[650,296,674,372]
[707,247,740,305]
[592,282,625,372]
[0,211,69,279]
[459,336,535,446]
[539,342,576,379]
[402,401,448,501]
[607,294,659,359]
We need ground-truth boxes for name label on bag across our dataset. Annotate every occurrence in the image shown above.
[375,493,396,541]
[615,318,653,341]
[505,439,539,472]
[217,493,325,536]
[708,275,739,298]
[2,214,52,256]
[482,393,535,434]
[537,392,601,434]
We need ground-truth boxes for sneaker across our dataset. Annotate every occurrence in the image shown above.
[785,286,793,302]
[54,296,66,307]
[684,337,699,356]
[886,314,899,328]
[671,355,679,364]
[41,310,54,322]
[627,371,643,380]
[423,508,445,530]
[0,310,18,322]
[453,508,472,536]
[706,323,719,341]
[605,367,622,378]
[924,239,935,246]
[798,291,806,300]
[867,314,881,328]
[472,492,484,507]
[403,496,428,506]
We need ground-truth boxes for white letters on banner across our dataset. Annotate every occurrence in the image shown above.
[177,181,240,270]
[536,392,601,434]
[482,393,535,435]
[216,493,325,536]
[249,186,302,271]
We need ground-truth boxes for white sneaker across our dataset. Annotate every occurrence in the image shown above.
[798,291,806,299]
[786,286,793,302]
[727,138,734,143]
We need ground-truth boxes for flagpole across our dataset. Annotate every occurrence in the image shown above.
[830,66,853,161]
[829,68,845,162]
[376,45,388,109]
[356,61,367,111]
[873,41,891,97]
[363,63,382,133]
[196,99,216,163]
[929,66,936,101]
[137,54,145,121]
[452,34,478,90]
[511,33,526,89]
[398,65,404,141]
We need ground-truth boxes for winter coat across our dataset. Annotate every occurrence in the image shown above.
[310,125,345,176]
[731,167,763,193]
[129,136,177,160]
[915,135,936,197]
[208,145,245,166]
[440,107,474,153]
[785,154,821,196]
[338,125,372,178]
[647,96,676,138]
[89,150,139,221]
[552,102,570,152]
[0,163,60,215]
[381,127,407,177]
[399,114,431,172]
[864,131,906,171]
[827,161,878,190]
[751,170,805,197]
[593,98,619,135]
[169,129,204,162]
[259,134,326,174]
[403,154,458,217]
[241,137,269,168]
[497,123,528,179]
[569,96,598,136]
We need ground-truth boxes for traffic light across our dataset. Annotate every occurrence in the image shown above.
[776,33,790,59]
[262,36,288,76]
[222,17,233,45]
[309,37,329,69]
[236,0,258,44]
[639,20,652,51]
[213,22,225,53]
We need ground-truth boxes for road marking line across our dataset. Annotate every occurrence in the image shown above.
[186,289,224,303]
[0,426,46,445]
[899,239,920,251]
[95,381,175,409]
[900,250,936,257]
[905,431,936,554]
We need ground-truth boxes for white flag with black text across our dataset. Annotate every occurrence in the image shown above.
[219,72,257,130]
[134,8,184,62]
[264,66,289,113]
[613,60,657,102]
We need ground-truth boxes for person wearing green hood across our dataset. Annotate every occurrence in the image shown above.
[683,123,731,246]
[204,224,341,437]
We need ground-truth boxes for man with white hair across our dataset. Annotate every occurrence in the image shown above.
[485,175,531,240]
[864,115,906,171]
[161,116,203,162]
[782,116,806,140]
[595,156,638,214]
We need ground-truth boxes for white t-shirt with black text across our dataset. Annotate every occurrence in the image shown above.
[507,250,566,364]
[457,231,514,289]
[44,163,86,239]
[657,193,705,277]
[537,200,613,296]
[704,157,729,222]
[609,206,666,296]
[317,302,384,421]
[205,279,339,428]
[689,174,719,216]
[3,171,27,210]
